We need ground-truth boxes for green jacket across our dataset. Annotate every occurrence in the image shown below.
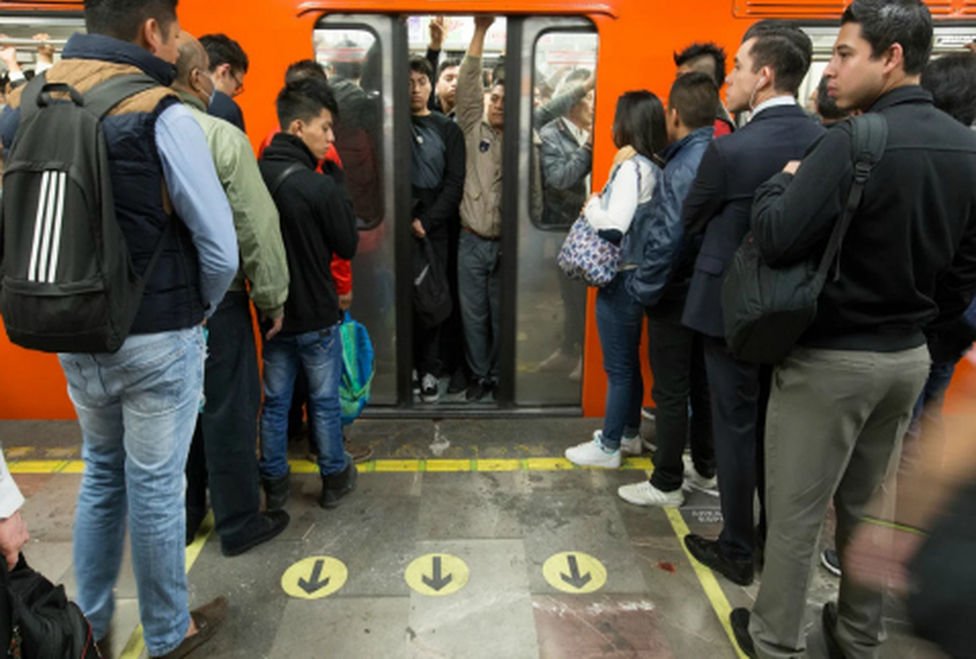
[180,92,289,319]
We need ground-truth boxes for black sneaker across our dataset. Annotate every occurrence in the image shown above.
[319,462,358,509]
[730,608,758,659]
[821,548,842,577]
[420,373,440,403]
[684,534,754,586]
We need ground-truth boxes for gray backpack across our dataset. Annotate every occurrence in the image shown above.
[0,72,165,353]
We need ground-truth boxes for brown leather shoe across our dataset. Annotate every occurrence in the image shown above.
[151,596,227,659]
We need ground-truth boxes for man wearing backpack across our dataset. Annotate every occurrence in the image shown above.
[258,77,359,512]
[172,34,292,556]
[730,2,976,658]
[0,1,238,657]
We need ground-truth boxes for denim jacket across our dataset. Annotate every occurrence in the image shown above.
[626,126,712,307]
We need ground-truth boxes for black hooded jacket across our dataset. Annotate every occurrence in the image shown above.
[259,133,358,334]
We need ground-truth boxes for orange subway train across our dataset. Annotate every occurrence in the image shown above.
[0,0,974,420]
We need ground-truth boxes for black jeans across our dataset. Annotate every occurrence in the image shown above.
[646,306,714,492]
[185,291,262,541]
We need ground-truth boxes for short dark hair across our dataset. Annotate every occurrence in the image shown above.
[84,0,177,42]
[436,58,460,82]
[669,71,719,130]
[409,56,433,84]
[744,22,813,95]
[673,42,727,88]
[922,52,976,126]
[285,59,327,84]
[200,33,249,74]
[612,90,667,159]
[842,0,932,75]
[815,76,849,122]
[276,77,339,129]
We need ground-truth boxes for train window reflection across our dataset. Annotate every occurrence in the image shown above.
[516,27,597,404]
[313,28,384,229]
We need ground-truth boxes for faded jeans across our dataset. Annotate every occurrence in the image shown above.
[60,327,205,656]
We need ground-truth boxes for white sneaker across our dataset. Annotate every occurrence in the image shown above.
[420,373,439,403]
[682,454,719,497]
[620,434,642,456]
[565,431,621,468]
[617,480,685,507]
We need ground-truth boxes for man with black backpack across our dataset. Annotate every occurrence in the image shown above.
[730,2,976,658]
[0,1,238,657]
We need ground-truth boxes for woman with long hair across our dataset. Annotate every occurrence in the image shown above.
[564,90,666,468]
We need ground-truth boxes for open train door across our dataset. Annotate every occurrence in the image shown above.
[314,14,598,416]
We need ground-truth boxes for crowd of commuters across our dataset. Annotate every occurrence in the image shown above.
[0,0,975,657]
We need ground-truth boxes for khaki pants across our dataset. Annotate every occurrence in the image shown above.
[750,345,929,659]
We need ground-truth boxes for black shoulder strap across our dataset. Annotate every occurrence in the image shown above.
[18,71,48,122]
[816,112,888,281]
[268,163,307,198]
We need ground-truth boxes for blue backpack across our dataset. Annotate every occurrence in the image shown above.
[339,312,374,426]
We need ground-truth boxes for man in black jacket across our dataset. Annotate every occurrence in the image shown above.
[258,78,359,511]
[408,56,465,402]
[730,2,976,658]
[680,21,824,587]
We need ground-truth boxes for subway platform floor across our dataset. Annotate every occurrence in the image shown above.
[0,418,946,659]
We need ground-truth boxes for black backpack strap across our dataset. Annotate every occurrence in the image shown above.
[268,163,307,198]
[17,71,49,123]
[815,113,888,281]
[82,73,161,120]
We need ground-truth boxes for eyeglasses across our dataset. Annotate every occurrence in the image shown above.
[229,69,245,96]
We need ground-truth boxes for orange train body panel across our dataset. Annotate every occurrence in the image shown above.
[0,0,974,419]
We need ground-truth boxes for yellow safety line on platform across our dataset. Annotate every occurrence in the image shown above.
[664,508,748,659]
[119,512,215,659]
[8,457,656,474]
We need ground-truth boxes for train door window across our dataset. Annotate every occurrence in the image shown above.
[314,18,396,403]
[515,20,597,406]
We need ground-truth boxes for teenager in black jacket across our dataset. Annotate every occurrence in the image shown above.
[258,78,359,511]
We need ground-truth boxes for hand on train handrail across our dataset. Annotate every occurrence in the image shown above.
[428,16,446,52]
[33,34,55,66]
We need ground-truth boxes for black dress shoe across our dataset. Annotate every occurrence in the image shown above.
[730,608,758,659]
[822,601,847,659]
[220,510,290,557]
[684,534,754,586]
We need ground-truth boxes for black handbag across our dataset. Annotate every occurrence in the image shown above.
[0,554,100,658]
[412,237,452,328]
[721,113,888,365]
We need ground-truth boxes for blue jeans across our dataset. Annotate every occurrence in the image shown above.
[595,271,645,448]
[59,327,205,657]
[259,326,347,479]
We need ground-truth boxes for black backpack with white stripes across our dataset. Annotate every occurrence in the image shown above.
[0,72,165,353]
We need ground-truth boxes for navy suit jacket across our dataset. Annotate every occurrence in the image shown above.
[680,105,824,338]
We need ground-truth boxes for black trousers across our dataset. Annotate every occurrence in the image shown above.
[414,234,448,377]
[646,307,714,492]
[185,291,262,541]
[702,336,768,561]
